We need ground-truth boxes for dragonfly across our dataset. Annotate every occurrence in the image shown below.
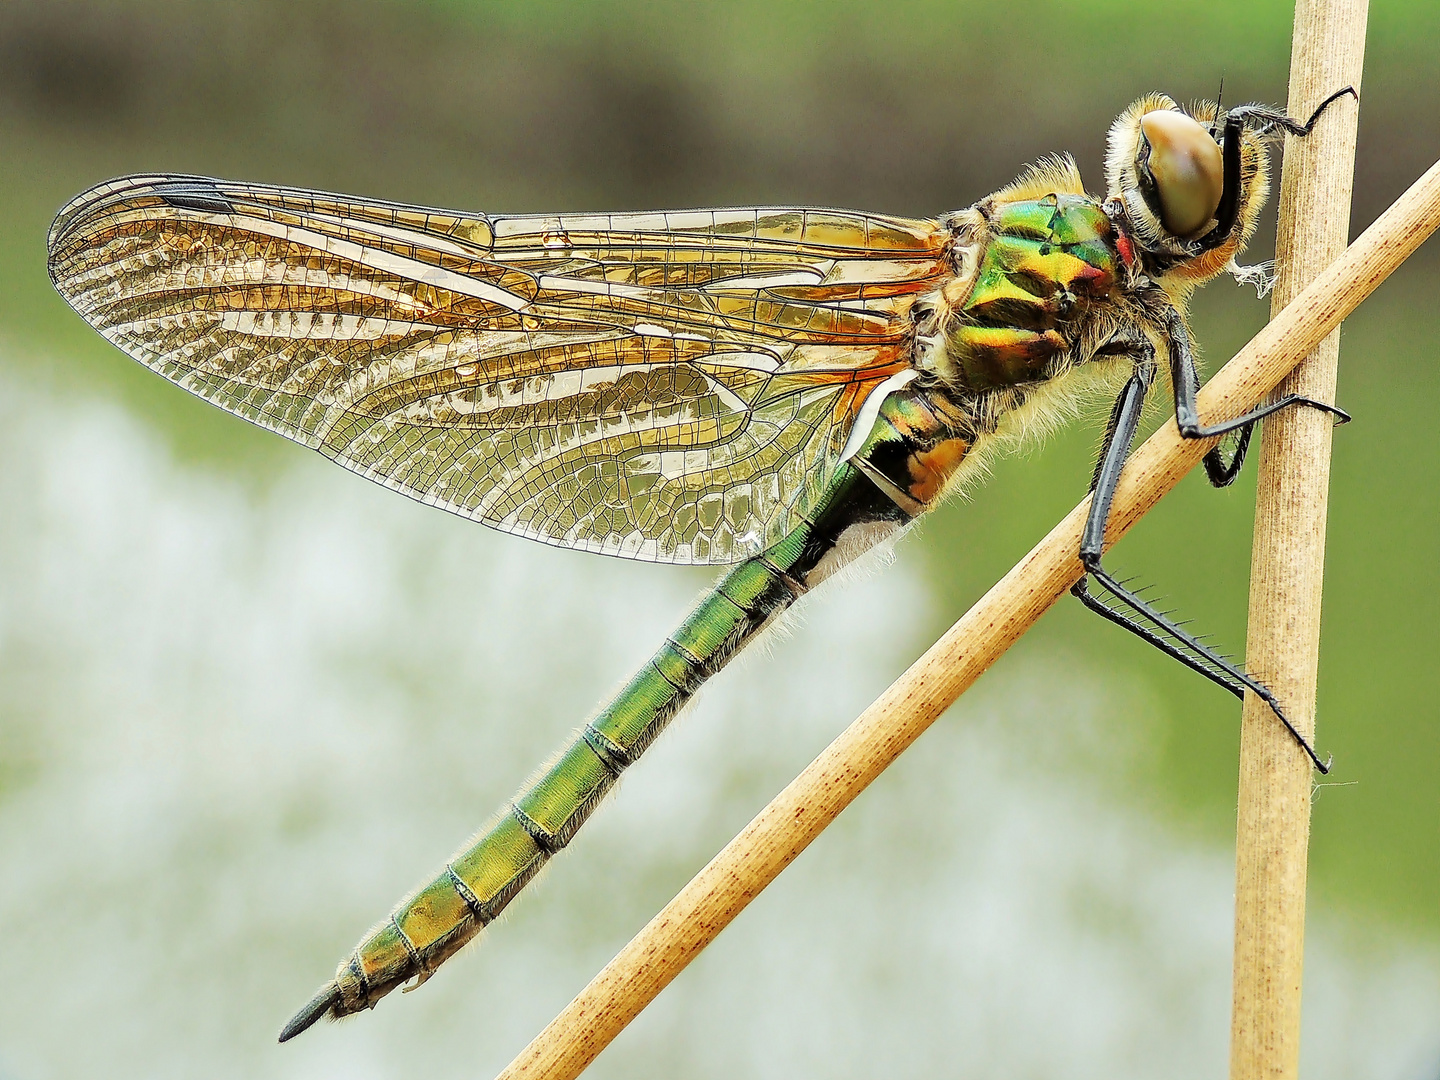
[46,88,1353,1043]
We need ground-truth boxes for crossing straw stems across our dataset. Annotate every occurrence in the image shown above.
[495,156,1440,1080]
[1230,2,1368,1077]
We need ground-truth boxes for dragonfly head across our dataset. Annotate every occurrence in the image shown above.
[1104,93,1270,290]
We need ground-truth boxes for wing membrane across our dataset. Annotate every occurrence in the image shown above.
[48,175,948,563]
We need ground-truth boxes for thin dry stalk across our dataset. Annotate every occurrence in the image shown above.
[494,158,1440,1080]
[1230,3,1368,1078]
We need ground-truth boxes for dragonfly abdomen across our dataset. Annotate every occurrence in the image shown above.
[284,415,958,1037]
[305,550,806,1027]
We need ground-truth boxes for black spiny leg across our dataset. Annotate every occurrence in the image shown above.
[1201,86,1356,253]
[1165,308,1348,490]
[1202,425,1255,487]
[1069,331,1332,772]
[1226,86,1358,140]
[1164,308,1350,449]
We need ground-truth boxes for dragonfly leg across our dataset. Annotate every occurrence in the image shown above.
[1226,86,1358,139]
[1200,424,1255,488]
[1166,306,1350,448]
[1071,332,1331,773]
[1202,87,1356,249]
[1168,311,1340,489]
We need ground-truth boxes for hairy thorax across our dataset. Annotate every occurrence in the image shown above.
[874,159,1155,511]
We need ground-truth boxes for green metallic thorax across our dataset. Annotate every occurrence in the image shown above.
[949,195,1121,390]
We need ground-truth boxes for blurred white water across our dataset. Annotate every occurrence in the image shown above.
[0,361,1436,1080]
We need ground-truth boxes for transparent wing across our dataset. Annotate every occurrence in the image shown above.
[48,175,948,563]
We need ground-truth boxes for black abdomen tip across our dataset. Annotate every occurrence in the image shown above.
[278,981,341,1043]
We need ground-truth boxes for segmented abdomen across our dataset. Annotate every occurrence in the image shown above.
[282,373,977,1037]
[329,552,799,1017]
[292,456,925,1029]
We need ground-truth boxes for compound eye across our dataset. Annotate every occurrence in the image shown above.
[1139,110,1224,239]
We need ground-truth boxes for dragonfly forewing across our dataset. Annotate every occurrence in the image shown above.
[48,176,949,564]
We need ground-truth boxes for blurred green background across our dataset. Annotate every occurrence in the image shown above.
[1,2,1437,1077]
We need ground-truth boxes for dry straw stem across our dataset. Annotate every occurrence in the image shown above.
[1230,2,1369,1078]
[494,158,1440,1080]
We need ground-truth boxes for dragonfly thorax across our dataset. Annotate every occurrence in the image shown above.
[928,173,1123,395]
[921,90,1279,402]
